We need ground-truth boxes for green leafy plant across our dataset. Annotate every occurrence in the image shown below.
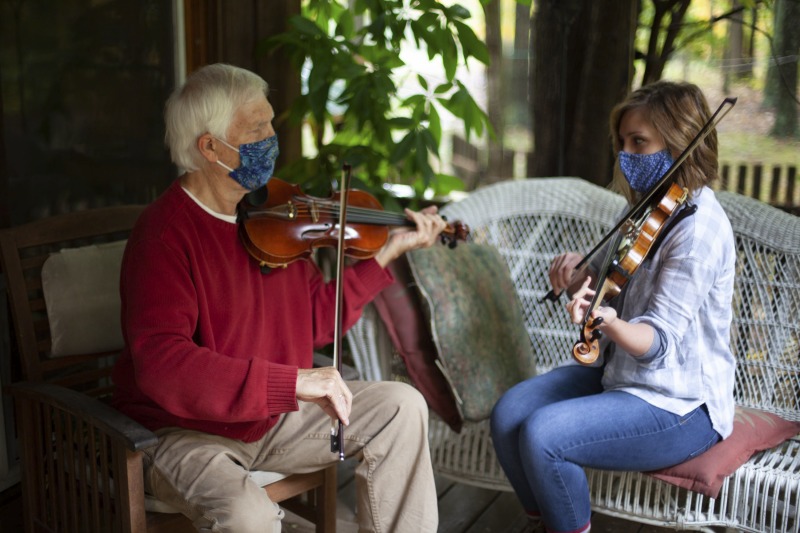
[261,0,492,206]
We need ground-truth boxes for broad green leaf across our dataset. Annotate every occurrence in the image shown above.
[428,106,442,145]
[453,20,490,65]
[441,32,459,81]
[444,4,471,20]
[431,173,465,195]
[390,132,416,164]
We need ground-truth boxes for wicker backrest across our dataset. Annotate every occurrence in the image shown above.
[441,178,800,420]
[0,206,145,397]
[717,192,800,419]
[441,178,625,372]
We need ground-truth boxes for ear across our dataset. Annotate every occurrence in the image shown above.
[197,133,218,164]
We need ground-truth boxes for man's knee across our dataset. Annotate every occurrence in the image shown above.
[377,381,428,420]
[196,490,284,533]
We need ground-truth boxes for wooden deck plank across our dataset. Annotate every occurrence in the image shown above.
[437,481,504,533]
[242,459,698,532]
[465,491,528,533]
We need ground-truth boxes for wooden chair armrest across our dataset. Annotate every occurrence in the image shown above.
[8,381,158,451]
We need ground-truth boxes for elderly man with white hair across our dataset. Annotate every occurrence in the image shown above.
[112,63,441,533]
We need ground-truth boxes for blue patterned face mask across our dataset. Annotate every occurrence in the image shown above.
[216,134,279,191]
[618,149,673,193]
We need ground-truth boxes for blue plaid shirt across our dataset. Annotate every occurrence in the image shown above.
[599,187,737,439]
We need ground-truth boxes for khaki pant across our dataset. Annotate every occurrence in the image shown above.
[143,381,438,533]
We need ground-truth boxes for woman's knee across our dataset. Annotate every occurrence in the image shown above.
[491,383,537,437]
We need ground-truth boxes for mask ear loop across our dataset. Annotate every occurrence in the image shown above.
[213,137,239,173]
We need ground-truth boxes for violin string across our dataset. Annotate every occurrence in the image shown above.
[292,198,410,225]
[293,207,407,225]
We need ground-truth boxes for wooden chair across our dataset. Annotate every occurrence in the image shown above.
[0,206,336,533]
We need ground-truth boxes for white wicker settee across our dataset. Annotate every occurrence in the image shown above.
[346,177,800,532]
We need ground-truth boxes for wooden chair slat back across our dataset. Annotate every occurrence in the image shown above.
[0,206,145,393]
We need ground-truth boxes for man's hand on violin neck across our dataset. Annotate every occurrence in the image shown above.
[374,206,448,268]
[296,367,352,426]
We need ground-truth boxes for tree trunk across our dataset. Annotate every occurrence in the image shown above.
[530,0,636,186]
[484,0,509,184]
[641,0,691,85]
[724,0,750,93]
[770,0,799,137]
[763,0,782,109]
[513,2,531,133]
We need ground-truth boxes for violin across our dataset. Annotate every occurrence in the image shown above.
[237,177,470,270]
[549,97,737,365]
[571,182,692,364]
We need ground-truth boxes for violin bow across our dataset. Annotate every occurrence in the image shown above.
[330,164,351,461]
[542,96,737,303]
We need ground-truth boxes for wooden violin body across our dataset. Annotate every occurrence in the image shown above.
[571,182,690,364]
[237,178,469,269]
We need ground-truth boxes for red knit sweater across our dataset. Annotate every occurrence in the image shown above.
[111,181,393,442]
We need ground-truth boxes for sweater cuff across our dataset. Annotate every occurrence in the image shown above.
[267,363,299,413]
[353,257,394,293]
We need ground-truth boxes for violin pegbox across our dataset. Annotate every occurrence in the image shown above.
[440,218,470,249]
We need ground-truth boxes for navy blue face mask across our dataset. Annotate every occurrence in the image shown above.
[618,149,673,193]
[216,134,279,191]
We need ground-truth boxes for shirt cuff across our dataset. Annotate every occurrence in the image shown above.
[353,257,394,292]
[635,323,667,363]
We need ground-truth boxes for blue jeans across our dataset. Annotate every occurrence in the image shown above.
[490,365,720,533]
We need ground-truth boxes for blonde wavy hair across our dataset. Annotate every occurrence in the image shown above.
[609,80,719,204]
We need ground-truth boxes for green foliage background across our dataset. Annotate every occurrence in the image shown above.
[261,0,493,208]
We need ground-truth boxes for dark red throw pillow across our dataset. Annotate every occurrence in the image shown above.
[371,256,463,432]
[647,406,800,498]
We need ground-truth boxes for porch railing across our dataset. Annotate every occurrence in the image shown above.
[718,162,799,215]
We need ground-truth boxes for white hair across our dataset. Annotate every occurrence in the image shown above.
[165,63,269,172]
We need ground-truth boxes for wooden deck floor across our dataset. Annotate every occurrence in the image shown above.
[283,459,695,532]
[0,458,695,532]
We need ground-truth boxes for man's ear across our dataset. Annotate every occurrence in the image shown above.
[197,133,218,163]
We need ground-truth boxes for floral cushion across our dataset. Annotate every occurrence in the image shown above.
[406,243,535,422]
[371,256,463,432]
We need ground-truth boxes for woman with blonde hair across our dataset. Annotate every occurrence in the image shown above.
[491,81,736,533]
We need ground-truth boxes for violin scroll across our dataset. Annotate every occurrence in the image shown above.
[572,316,604,365]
